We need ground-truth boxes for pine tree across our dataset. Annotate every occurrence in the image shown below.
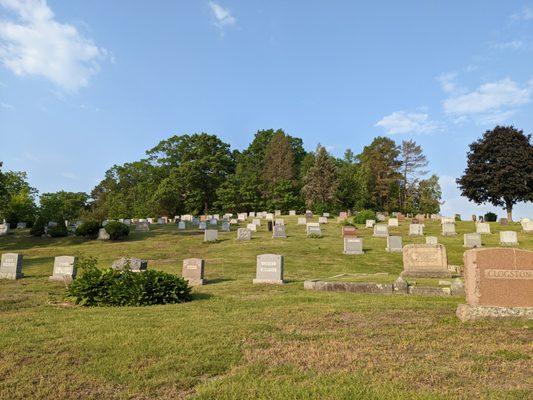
[399,140,428,212]
[301,145,339,211]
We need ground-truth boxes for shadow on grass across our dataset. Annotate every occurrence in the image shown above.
[205,278,235,285]
[190,292,214,301]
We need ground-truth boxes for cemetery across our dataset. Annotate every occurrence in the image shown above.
[1,214,531,398]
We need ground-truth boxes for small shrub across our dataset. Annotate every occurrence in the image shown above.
[484,212,497,222]
[307,233,322,239]
[66,257,192,306]
[75,221,102,238]
[48,221,68,237]
[354,209,376,224]
[104,221,130,240]
[30,215,46,236]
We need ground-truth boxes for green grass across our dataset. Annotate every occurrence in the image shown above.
[0,218,532,399]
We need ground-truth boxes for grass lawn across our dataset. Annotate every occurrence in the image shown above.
[0,218,532,399]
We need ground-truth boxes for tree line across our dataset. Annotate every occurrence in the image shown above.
[0,129,443,224]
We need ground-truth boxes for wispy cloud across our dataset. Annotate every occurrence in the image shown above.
[490,40,524,50]
[208,1,236,31]
[0,0,109,91]
[375,111,440,135]
[0,101,13,109]
[437,72,460,94]
[442,78,531,125]
[60,172,77,180]
[511,6,533,21]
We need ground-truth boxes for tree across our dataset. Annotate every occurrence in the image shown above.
[0,167,38,224]
[358,137,401,211]
[399,140,428,212]
[416,174,442,214]
[301,145,339,212]
[40,191,89,222]
[456,126,532,221]
[262,131,296,189]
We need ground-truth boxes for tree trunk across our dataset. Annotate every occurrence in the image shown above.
[505,200,513,222]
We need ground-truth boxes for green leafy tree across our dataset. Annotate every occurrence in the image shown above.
[40,191,89,222]
[301,145,339,212]
[358,137,401,212]
[0,167,38,224]
[399,140,428,212]
[456,126,532,221]
[416,174,441,214]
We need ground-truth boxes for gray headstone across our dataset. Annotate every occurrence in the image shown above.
[365,219,375,228]
[246,223,257,232]
[463,233,482,248]
[199,221,207,230]
[97,228,110,240]
[204,229,218,242]
[476,222,491,234]
[442,223,456,236]
[272,225,286,238]
[237,228,251,241]
[499,231,518,246]
[306,223,321,237]
[182,258,204,285]
[409,224,423,236]
[111,257,147,272]
[135,222,150,232]
[0,223,9,235]
[178,221,186,229]
[386,235,403,252]
[253,254,284,284]
[221,222,230,232]
[0,253,23,280]
[289,210,296,216]
[343,237,363,255]
[16,222,26,229]
[297,217,307,225]
[373,224,389,237]
[49,256,77,282]
[425,236,438,245]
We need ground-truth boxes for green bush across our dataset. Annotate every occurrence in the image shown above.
[48,220,68,237]
[30,215,46,236]
[75,221,102,238]
[354,209,376,224]
[66,257,192,306]
[104,221,130,240]
[484,212,497,222]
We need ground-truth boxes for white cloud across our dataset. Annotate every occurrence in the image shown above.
[490,40,524,50]
[437,72,460,94]
[375,111,439,135]
[511,7,533,21]
[208,1,236,30]
[0,0,108,91]
[443,78,531,124]
[0,101,13,109]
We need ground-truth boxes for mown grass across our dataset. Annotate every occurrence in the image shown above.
[0,218,532,399]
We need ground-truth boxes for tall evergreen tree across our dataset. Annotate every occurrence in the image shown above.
[301,145,339,212]
[457,126,532,221]
[399,140,428,212]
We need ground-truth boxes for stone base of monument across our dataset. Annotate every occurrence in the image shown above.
[49,275,74,284]
[400,270,452,278]
[343,250,364,255]
[0,272,23,280]
[253,278,284,285]
[186,278,204,286]
[456,304,533,322]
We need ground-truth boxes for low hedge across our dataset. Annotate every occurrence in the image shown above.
[75,221,102,238]
[67,257,192,306]
[105,221,130,240]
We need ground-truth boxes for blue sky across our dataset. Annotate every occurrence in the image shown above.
[1,0,532,218]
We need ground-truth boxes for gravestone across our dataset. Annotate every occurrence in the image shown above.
[266,213,274,221]
[376,213,386,222]
[441,217,454,224]
[464,233,482,248]
[306,223,321,237]
[267,221,273,231]
[275,218,285,226]
[253,254,284,284]
[178,221,186,229]
[199,222,207,230]
[272,225,286,238]
[297,218,307,225]
[204,229,218,242]
[305,210,313,219]
[342,226,357,237]
[373,224,388,237]
[476,222,491,234]
[136,222,150,232]
[323,212,330,217]
[237,213,247,221]
[49,256,77,282]
[365,219,375,228]
[471,214,477,222]
[213,214,220,220]
[157,218,165,224]
[388,218,399,227]
[111,257,147,272]
[442,223,456,236]
[0,253,23,280]
[457,248,533,321]
[344,237,363,255]
[123,219,131,225]
[16,222,26,229]
[97,228,110,240]
[318,217,328,224]
[500,231,518,246]
[521,220,533,233]
[499,218,508,226]
[426,236,438,245]
[401,244,450,278]
[339,211,348,220]
[275,210,281,217]
[386,236,403,252]
[182,258,205,286]
[289,210,296,216]
[247,223,257,232]
[230,219,238,225]
[0,223,9,236]
[252,218,261,226]
[248,212,255,218]
[478,216,484,222]
[409,224,423,236]
[237,228,251,241]
[221,222,230,232]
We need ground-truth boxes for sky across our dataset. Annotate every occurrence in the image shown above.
[0,0,532,218]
